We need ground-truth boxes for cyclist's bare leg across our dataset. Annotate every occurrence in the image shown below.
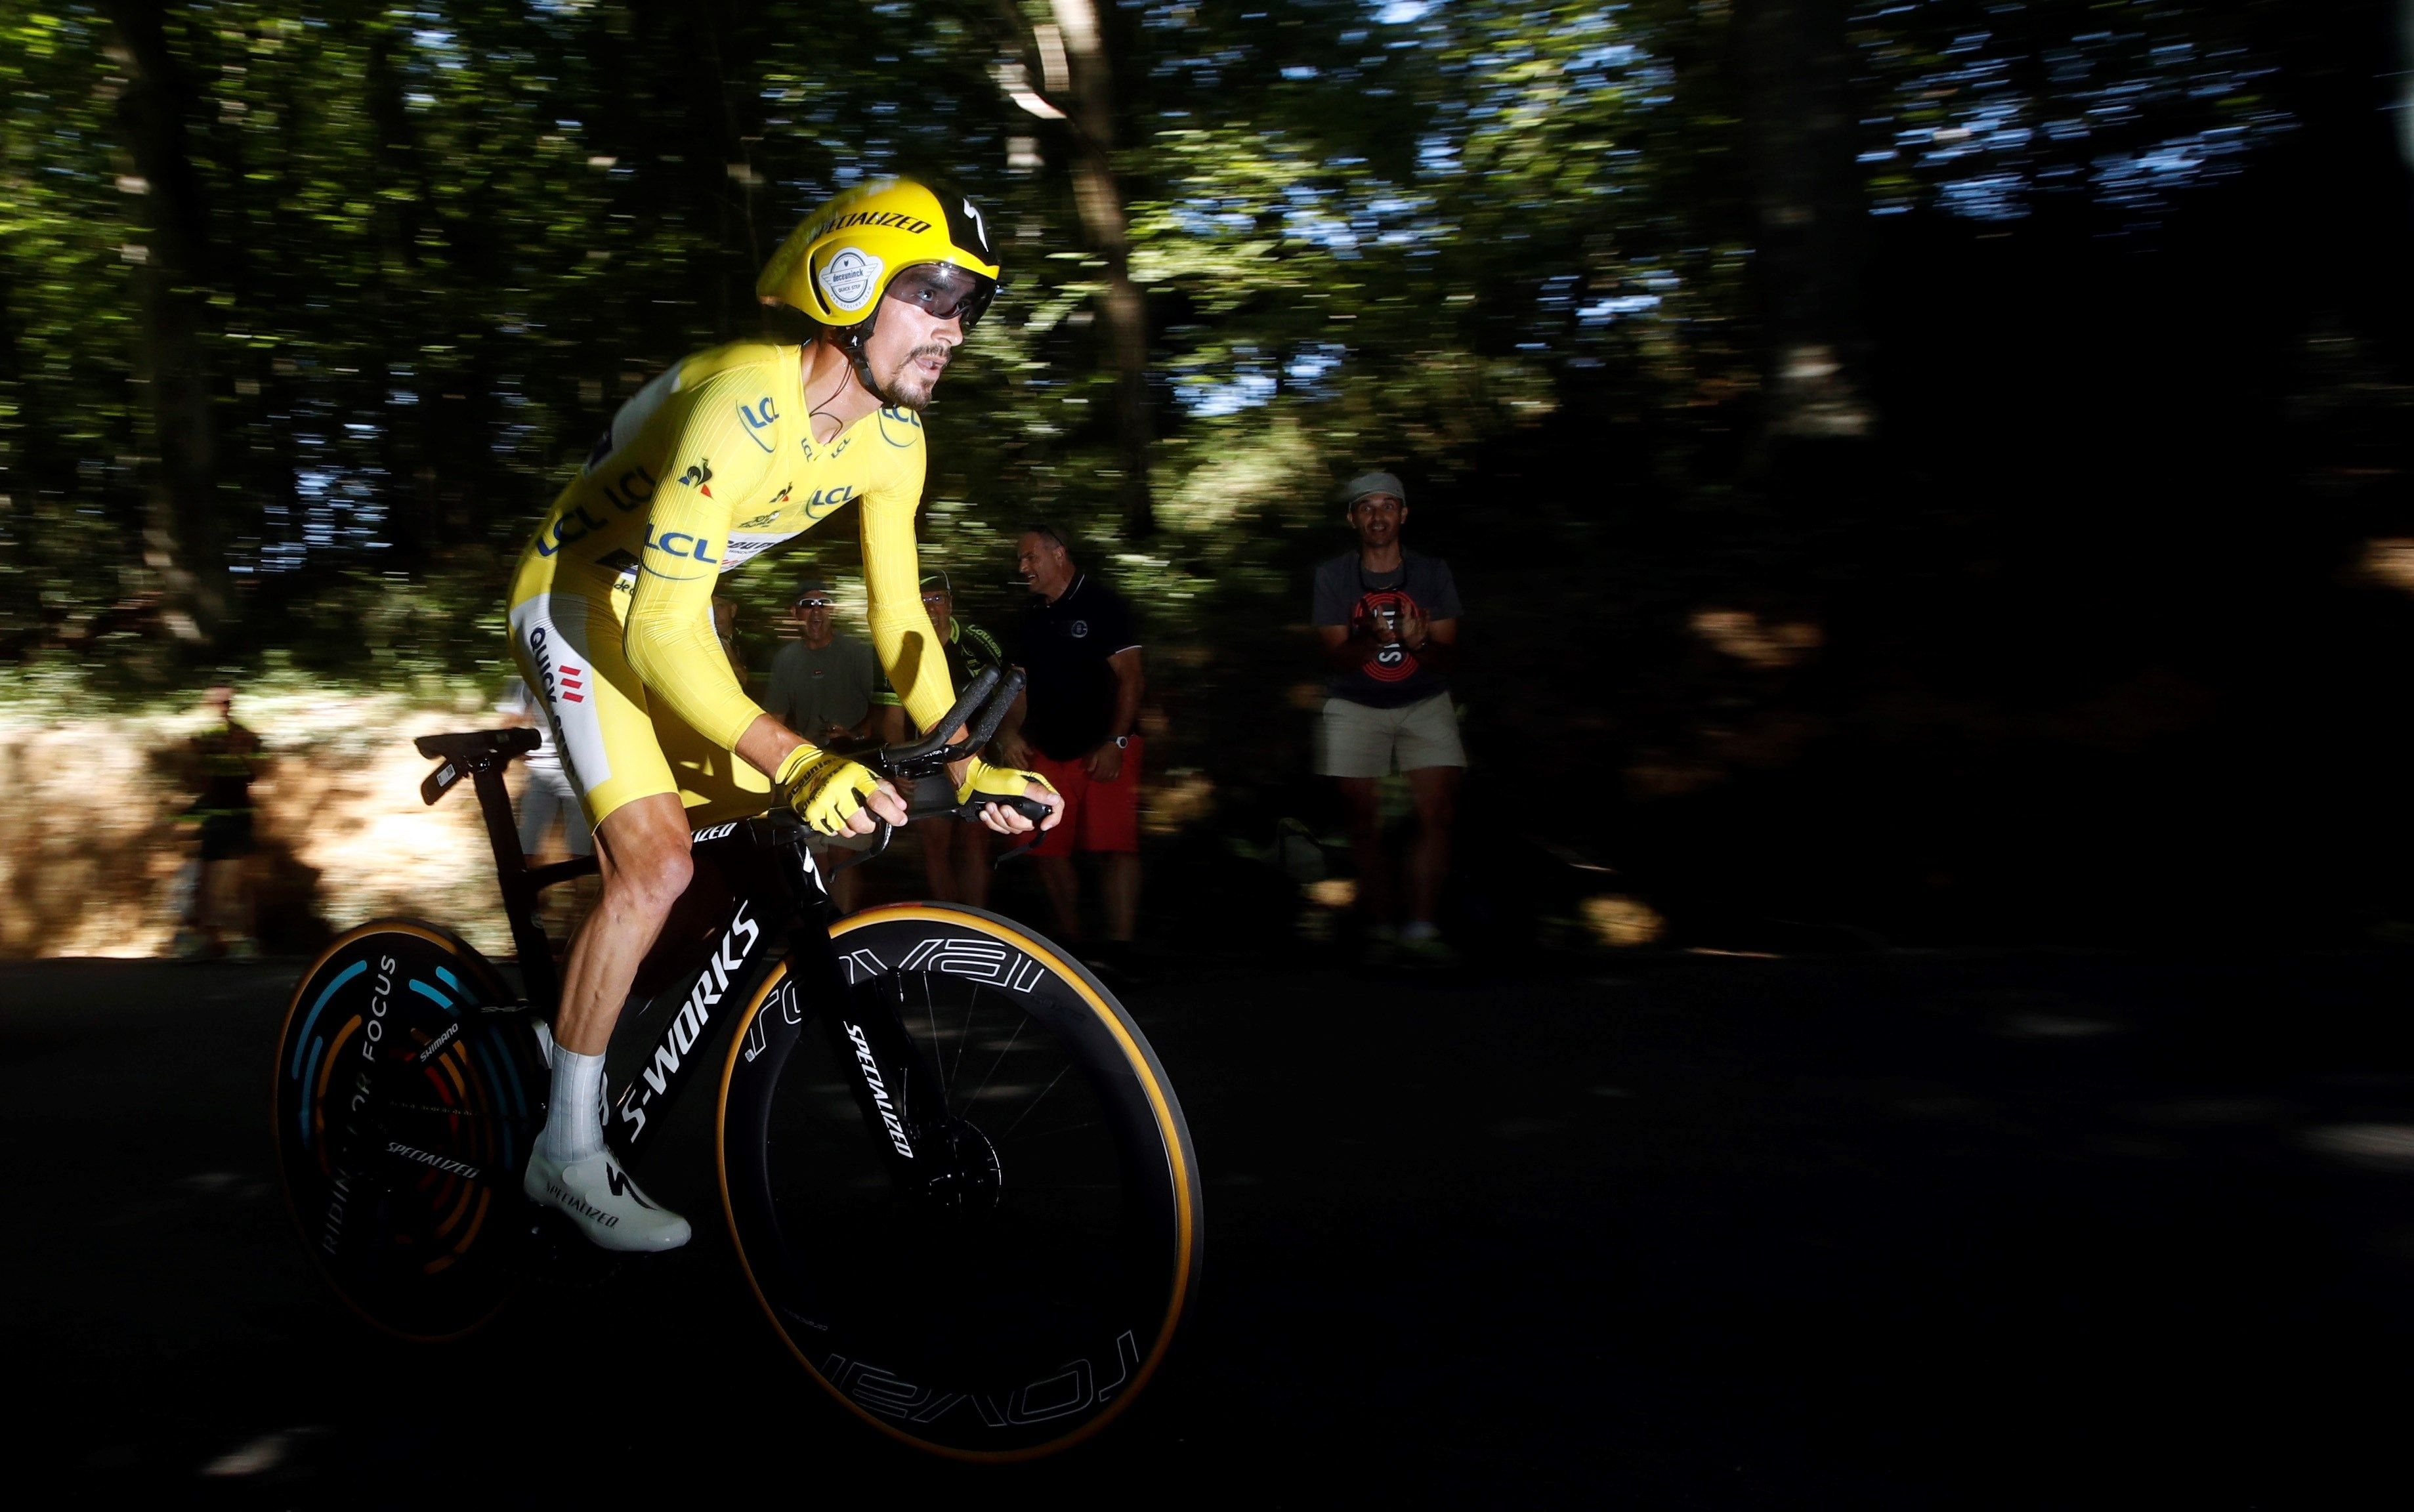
[1405,765,1458,929]
[523,789,698,1250]
[1336,776,1392,928]
[555,791,694,1055]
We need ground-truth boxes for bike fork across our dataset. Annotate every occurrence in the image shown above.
[799,933,950,1192]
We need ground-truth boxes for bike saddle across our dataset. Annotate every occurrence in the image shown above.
[414,728,541,763]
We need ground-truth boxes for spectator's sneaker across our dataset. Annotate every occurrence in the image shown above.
[522,1150,691,1253]
[1395,926,1460,967]
[1360,925,1401,968]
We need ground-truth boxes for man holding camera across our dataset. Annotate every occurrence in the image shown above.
[1312,471,1465,965]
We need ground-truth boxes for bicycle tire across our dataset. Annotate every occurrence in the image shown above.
[718,904,1203,1460]
[273,919,547,1341]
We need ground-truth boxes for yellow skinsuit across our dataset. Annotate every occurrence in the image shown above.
[507,341,952,827]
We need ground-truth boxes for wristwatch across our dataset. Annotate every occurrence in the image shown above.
[1112,734,1132,750]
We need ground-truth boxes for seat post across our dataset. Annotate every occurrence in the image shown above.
[463,759,564,1011]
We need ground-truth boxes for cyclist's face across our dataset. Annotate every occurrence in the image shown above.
[862,297,963,413]
[921,589,953,635]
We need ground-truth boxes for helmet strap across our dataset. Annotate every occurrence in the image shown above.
[837,305,909,410]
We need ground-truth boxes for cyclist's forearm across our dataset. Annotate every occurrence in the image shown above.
[736,714,806,780]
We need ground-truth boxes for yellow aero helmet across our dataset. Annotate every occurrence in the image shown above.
[757,177,1002,328]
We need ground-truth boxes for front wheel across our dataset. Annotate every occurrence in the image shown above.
[719,904,1204,1460]
[272,920,547,1341]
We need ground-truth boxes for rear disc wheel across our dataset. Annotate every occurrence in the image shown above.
[272,921,546,1341]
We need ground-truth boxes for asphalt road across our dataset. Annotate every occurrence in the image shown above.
[5,948,2410,1505]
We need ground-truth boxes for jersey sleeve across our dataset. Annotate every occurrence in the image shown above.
[622,371,778,751]
[856,410,956,735]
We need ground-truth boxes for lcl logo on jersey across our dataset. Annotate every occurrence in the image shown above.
[534,504,610,557]
[739,394,780,453]
[599,465,658,514]
[645,526,719,564]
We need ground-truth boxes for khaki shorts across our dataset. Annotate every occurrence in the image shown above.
[1315,692,1466,779]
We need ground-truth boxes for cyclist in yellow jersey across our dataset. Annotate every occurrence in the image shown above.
[508,178,1063,1251]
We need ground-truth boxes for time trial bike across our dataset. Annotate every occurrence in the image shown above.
[270,668,1203,1460]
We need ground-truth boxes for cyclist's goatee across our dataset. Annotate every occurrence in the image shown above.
[883,342,953,411]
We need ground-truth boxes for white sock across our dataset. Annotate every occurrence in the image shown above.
[543,1048,606,1164]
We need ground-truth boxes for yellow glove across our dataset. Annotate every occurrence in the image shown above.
[955,756,1058,809]
[775,744,881,836]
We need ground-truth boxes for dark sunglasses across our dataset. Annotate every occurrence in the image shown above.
[884,262,998,329]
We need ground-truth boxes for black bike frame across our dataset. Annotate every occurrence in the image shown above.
[419,735,947,1192]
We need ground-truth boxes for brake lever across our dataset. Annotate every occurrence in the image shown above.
[822,818,895,878]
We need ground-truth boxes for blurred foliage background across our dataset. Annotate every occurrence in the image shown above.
[5,0,2412,945]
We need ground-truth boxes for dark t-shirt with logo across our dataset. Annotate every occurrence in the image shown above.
[1015,574,1141,761]
[1312,549,1463,709]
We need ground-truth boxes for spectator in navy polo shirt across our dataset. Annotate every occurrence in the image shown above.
[996,525,1145,967]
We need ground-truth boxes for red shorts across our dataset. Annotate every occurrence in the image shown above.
[1028,738,1142,857]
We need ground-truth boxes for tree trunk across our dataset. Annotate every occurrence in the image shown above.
[1734,0,1874,452]
[106,0,227,645]
[1049,0,1156,537]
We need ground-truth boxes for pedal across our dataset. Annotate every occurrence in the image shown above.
[524,1208,633,1293]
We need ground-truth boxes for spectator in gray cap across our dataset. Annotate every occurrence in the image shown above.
[1311,471,1466,965]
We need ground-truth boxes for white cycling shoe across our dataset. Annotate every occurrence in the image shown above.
[522,1149,692,1253]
